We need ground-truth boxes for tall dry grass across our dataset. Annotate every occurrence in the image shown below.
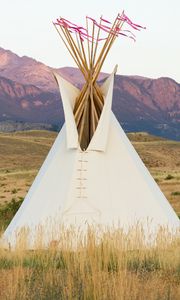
[0,227,180,300]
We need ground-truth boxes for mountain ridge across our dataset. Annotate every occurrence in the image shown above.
[0,47,179,140]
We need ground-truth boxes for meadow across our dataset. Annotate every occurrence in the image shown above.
[0,130,179,299]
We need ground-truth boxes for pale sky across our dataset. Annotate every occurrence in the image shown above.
[0,0,180,82]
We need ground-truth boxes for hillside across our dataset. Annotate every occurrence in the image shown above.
[0,47,56,91]
[0,130,179,217]
[0,47,180,140]
[0,75,61,124]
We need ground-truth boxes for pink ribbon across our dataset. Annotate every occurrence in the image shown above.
[54,14,143,43]
[60,18,78,27]
[122,29,136,37]
[56,18,88,33]
[100,17,111,24]
[86,16,96,23]
[117,14,146,30]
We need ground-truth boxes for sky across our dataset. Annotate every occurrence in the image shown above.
[0,0,180,82]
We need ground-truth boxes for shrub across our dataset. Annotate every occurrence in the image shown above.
[0,198,23,228]
[172,191,180,196]
[165,174,174,180]
[11,188,18,194]
[0,183,6,187]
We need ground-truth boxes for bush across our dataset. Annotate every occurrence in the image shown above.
[11,188,18,194]
[0,198,23,229]
[172,191,180,196]
[165,174,174,180]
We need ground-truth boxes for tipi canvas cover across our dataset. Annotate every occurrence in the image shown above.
[1,69,179,248]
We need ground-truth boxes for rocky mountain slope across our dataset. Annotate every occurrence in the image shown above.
[0,47,179,140]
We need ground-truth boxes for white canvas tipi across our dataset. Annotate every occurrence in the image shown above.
[1,69,179,248]
[1,13,179,248]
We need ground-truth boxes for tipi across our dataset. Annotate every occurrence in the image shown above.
[1,13,179,248]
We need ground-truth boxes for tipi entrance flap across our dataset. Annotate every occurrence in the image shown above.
[53,72,80,149]
[87,66,117,152]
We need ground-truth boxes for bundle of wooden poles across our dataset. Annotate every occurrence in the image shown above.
[54,12,145,150]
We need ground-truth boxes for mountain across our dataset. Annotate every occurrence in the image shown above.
[0,75,63,125]
[0,47,56,91]
[0,47,107,91]
[112,75,180,139]
[0,47,179,140]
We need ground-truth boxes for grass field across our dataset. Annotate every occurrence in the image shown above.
[0,229,180,300]
[0,130,179,300]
